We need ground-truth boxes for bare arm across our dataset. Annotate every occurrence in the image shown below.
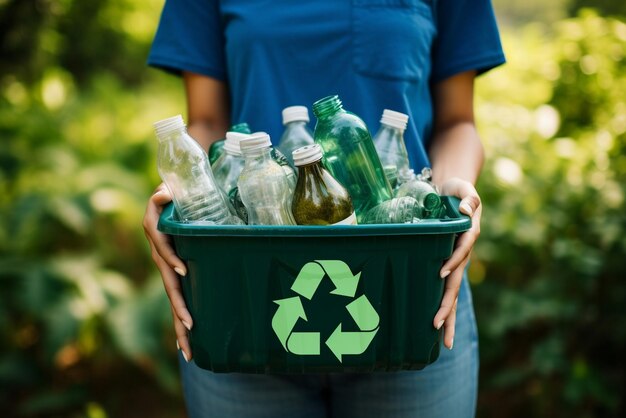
[143,72,230,361]
[429,70,483,349]
[183,71,231,151]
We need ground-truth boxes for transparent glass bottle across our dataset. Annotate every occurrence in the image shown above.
[373,109,411,190]
[312,95,392,222]
[237,132,297,225]
[361,196,422,224]
[277,106,314,166]
[209,122,251,165]
[291,144,356,225]
[153,115,235,224]
[394,168,446,219]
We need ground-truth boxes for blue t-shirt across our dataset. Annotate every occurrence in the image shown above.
[148,0,505,170]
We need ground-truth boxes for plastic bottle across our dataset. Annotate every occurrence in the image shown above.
[361,196,422,224]
[213,131,248,195]
[291,144,357,225]
[237,132,297,225]
[153,115,238,224]
[312,95,392,222]
[394,168,446,219]
[277,106,315,166]
[209,122,252,165]
[373,109,411,190]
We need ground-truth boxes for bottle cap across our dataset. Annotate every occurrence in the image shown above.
[292,144,323,166]
[239,131,272,152]
[380,109,409,131]
[224,131,249,156]
[153,115,185,140]
[282,106,310,125]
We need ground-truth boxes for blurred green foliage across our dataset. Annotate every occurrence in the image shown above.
[0,0,624,417]
[474,10,626,417]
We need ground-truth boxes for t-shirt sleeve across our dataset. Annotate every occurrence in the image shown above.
[431,0,506,83]
[148,0,226,80]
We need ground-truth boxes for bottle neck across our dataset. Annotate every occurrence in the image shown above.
[297,160,324,177]
[242,146,273,162]
[157,126,186,143]
[312,95,344,120]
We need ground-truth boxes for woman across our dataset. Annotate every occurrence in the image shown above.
[143,0,505,416]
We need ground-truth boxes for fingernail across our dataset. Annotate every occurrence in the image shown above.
[181,350,190,363]
[460,202,473,216]
[174,267,186,277]
[436,320,444,330]
[176,340,180,350]
[182,320,192,331]
[449,339,454,350]
[440,270,450,279]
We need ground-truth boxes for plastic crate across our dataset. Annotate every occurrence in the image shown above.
[158,196,470,373]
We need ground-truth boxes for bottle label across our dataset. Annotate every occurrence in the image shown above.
[332,211,358,226]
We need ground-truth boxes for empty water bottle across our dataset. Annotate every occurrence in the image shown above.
[395,168,446,219]
[277,106,314,166]
[209,122,252,165]
[153,115,240,225]
[213,131,248,195]
[238,132,297,225]
[373,109,411,190]
[361,196,422,224]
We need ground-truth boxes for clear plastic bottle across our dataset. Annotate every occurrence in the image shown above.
[394,168,446,219]
[312,95,392,222]
[291,144,356,225]
[209,122,252,165]
[237,132,297,225]
[361,196,422,224]
[277,106,314,166]
[213,131,248,196]
[373,109,411,190]
[153,115,236,224]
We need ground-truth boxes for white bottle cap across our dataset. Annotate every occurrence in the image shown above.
[153,114,185,139]
[282,106,310,125]
[239,131,272,152]
[292,144,323,166]
[223,131,249,156]
[380,109,409,131]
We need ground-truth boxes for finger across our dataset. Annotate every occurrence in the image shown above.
[442,298,458,349]
[441,179,481,217]
[149,240,194,331]
[440,204,481,278]
[143,191,187,276]
[433,255,469,328]
[172,306,192,362]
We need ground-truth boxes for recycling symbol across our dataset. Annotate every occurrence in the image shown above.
[271,260,380,362]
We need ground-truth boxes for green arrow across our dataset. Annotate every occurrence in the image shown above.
[325,324,379,363]
[272,296,307,350]
[287,332,320,355]
[291,262,325,300]
[316,260,360,297]
[345,295,380,331]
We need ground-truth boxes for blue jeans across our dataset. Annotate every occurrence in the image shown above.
[178,277,478,418]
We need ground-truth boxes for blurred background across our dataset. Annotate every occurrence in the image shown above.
[0,0,624,417]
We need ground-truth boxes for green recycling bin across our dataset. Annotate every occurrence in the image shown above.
[157,196,471,373]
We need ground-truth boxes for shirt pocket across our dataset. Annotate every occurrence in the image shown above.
[351,0,436,82]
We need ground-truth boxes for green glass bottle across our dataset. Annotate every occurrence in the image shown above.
[209,122,252,165]
[312,95,392,221]
[291,144,356,225]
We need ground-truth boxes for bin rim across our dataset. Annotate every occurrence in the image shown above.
[158,195,471,237]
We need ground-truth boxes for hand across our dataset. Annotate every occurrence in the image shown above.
[432,177,482,350]
[143,184,194,362]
